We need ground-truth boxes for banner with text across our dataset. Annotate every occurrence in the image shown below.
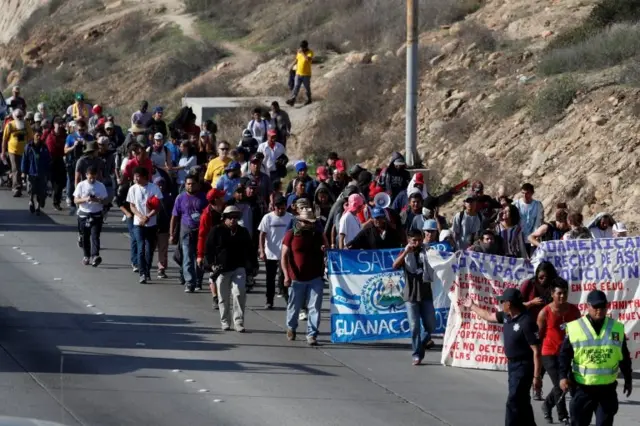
[328,249,451,343]
[436,238,640,371]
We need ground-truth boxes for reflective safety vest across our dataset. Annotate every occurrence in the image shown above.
[566,316,624,386]
[73,103,90,120]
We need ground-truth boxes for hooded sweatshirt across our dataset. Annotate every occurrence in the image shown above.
[314,182,336,228]
[383,152,410,199]
[586,212,614,239]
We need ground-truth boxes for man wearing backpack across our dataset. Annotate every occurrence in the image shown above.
[382,152,411,200]
[528,203,570,248]
[452,196,483,250]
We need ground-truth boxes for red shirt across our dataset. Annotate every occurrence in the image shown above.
[541,304,581,356]
[197,206,222,259]
[124,157,153,180]
[282,229,324,282]
[44,129,67,159]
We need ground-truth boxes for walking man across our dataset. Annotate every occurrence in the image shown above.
[559,290,633,426]
[205,206,254,332]
[126,166,163,284]
[73,165,107,267]
[286,40,313,106]
[281,208,325,345]
[258,195,293,309]
[170,175,207,293]
[21,130,51,215]
[2,109,34,197]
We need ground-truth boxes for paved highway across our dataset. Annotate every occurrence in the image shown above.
[0,190,637,425]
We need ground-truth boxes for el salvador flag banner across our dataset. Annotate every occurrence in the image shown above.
[327,248,452,343]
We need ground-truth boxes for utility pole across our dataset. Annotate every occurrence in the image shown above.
[405,0,418,167]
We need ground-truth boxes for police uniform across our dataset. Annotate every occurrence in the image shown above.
[496,288,540,426]
[559,290,632,426]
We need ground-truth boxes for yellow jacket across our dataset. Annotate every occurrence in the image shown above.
[73,102,90,120]
[2,120,34,156]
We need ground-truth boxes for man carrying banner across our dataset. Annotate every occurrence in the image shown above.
[465,288,542,426]
[559,290,632,426]
[393,229,436,365]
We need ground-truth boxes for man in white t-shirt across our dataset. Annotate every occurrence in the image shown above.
[73,165,108,267]
[126,166,163,284]
[257,129,285,181]
[338,193,364,249]
[258,195,293,309]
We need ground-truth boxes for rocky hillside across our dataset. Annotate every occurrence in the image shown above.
[3,0,640,228]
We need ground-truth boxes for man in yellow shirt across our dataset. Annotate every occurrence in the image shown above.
[204,140,232,186]
[286,40,313,107]
[1,109,34,197]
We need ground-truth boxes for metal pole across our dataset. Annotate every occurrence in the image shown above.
[405,0,418,167]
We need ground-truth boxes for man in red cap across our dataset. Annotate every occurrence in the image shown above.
[257,129,285,181]
[88,104,104,134]
[198,188,226,308]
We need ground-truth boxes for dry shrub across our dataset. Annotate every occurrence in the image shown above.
[441,115,478,145]
[488,90,524,119]
[620,59,640,87]
[457,22,498,52]
[530,77,578,124]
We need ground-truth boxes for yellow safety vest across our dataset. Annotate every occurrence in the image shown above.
[73,103,90,120]
[566,316,624,386]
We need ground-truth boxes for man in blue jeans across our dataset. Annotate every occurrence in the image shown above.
[170,175,207,293]
[126,166,163,284]
[281,208,325,346]
[393,228,436,365]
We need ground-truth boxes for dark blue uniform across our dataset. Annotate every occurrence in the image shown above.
[497,310,540,426]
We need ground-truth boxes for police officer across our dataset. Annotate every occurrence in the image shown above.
[559,290,632,426]
[465,288,542,426]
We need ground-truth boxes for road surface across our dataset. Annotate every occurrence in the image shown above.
[0,190,637,426]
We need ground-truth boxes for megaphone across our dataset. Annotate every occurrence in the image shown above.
[373,192,391,209]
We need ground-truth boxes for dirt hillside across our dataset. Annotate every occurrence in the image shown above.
[2,0,640,228]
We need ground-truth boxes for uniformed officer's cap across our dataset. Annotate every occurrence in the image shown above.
[498,288,523,303]
[586,290,608,307]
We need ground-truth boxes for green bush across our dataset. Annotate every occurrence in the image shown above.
[26,89,77,117]
[489,90,524,119]
[547,0,640,49]
[620,59,640,87]
[539,23,640,75]
[530,77,578,123]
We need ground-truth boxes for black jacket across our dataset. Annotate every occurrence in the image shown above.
[348,223,403,250]
[205,224,254,273]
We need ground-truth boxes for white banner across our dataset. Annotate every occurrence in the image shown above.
[433,238,640,371]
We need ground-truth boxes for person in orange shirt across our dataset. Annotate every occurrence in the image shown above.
[286,40,313,106]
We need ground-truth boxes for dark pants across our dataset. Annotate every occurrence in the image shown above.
[542,355,568,420]
[290,75,311,102]
[265,259,285,304]
[126,217,138,267]
[27,175,47,208]
[133,225,157,278]
[506,360,536,426]
[79,214,103,258]
[570,383,618,426]
[50,158,66,205]
[65,166,75,206]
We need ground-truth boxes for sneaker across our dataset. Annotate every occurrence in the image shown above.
[533,390,544,401]
[412,356,422,366]
[157,269,168,279]
[299,311,308,321]
[212,296,219,310]
[13,191,21,198]
[66,198,73,207]
[221,324,231,331]
[542,404,553,424]
[82,257,90,266]
[423,339,435,351]
[29,202,35,214]
[307,336,318,346]
[286,329,296,341]
[53,203,62,211]
[132,265,139,273]
[77,236,83,248]
[184,284,195,293]
[35,207,41,216]
[139,276,147,284]
[559,417,570,425]
[91,256,102,267]
[285,98,295,106]
[195,283,203,291]
[235,325,246,333]
[145,274,151,282]
[264,303,273,310]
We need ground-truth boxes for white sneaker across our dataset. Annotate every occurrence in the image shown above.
[299,311,308,321]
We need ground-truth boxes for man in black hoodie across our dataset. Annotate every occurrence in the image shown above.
[383,152,411,200]
[314,181,335,231]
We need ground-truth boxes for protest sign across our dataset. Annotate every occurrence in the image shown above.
[435,238,640,371]
[434,251,532,371]
[328,248,451,343]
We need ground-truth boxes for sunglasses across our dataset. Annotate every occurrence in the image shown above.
[219,147,229,151]
[591,303,607,310]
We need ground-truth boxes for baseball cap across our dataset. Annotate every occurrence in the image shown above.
[316,166,329,181]
[153,106,164,114]
[414,173,425,185]
[34,112,42,121]
[335,159,346,173]
[613,222,628,233]
[225,161,241,171]
[154,132,163,140]
[92,105,102,114]
[250,153,263,163]
[295,161,307,172]
[105,121,114,129]
[222,205,242,217]
[586,290,608,307]
[267,128,277,136]
[497,288,523,304]
[464,195,477,203]
[393,158,406,166]
[206,188,226,203]
[439,229,452,242]
[422,219,438,231]
[371,207,386,219]
[295,198,311,209]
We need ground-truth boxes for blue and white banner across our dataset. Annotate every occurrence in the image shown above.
[328,249,451,343]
